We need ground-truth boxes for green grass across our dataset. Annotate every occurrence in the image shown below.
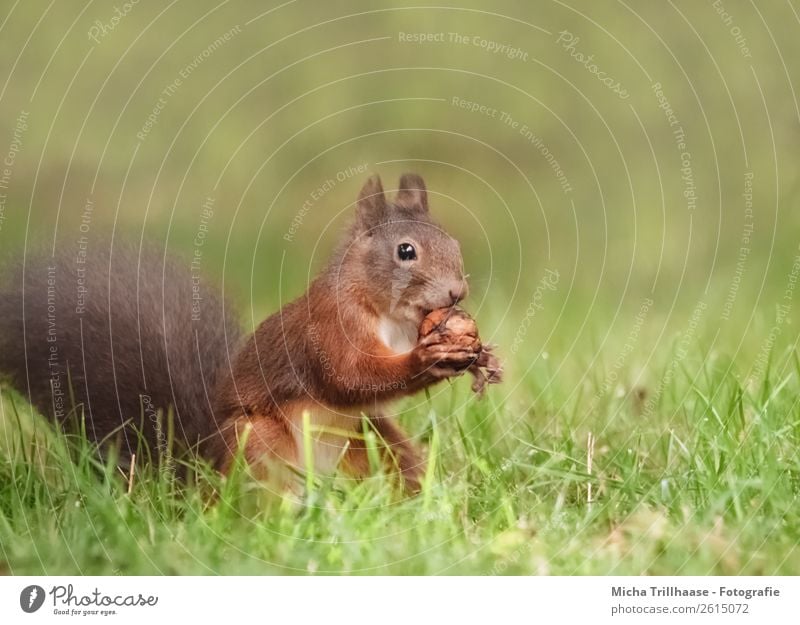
[2,330,798,575]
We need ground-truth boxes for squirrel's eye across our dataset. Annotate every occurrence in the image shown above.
[397,242,417,261]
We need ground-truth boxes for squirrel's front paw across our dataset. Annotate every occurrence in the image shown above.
[412,333,480,377]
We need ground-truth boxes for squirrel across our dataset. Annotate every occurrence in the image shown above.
[0,173,476,493]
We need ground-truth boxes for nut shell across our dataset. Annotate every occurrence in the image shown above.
[419,307,478,339]
[418,307,503,397]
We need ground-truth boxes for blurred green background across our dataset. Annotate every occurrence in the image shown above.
[0,0,798,372]
[3,0,800,577]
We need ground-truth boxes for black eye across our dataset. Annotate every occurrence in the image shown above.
[397,242,417,261]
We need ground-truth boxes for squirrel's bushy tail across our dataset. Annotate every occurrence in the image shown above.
[0,242,240,463]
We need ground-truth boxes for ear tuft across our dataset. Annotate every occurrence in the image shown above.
[356,174,387,229]
[396,173,428,212]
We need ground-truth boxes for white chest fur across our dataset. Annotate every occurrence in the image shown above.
[377,315,418,354]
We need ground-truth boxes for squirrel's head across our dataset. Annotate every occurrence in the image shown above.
[334,173,468,325]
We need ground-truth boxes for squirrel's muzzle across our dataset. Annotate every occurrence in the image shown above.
[448,280,469,305]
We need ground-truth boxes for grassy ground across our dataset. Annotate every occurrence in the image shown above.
[2,321,798,575]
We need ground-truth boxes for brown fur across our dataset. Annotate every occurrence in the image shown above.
[0,174,472,494]
[208,174,473,492]
[0,240,239,466]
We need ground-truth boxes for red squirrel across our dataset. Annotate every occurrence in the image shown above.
[209,174,477,491]
[0,174,477,493]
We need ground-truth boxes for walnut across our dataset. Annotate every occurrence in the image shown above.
[419,307,479,347]
[419,307,503,397]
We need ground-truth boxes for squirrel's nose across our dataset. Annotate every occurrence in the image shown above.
[449,281,469,305]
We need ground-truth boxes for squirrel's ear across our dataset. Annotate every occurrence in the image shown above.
[356,174,387,229]
[396,173,428,213]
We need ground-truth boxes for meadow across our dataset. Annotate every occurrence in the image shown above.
[1,1,799,575]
